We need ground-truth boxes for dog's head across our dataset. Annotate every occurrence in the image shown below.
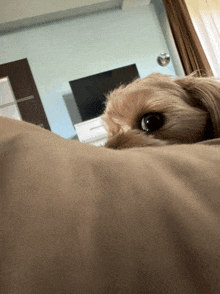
[102,72,220,149]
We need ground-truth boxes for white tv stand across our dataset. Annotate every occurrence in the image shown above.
[74,116,108,146]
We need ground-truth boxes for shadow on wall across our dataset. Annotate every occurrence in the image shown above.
[63,92,82,140]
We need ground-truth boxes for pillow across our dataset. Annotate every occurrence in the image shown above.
[1,116,220,293]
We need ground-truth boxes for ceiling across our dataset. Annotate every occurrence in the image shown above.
[0,0,151,34]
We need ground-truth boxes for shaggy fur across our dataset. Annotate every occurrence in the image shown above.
[102,72,220,149]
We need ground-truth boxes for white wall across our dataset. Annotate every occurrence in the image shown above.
[0,4,179,139]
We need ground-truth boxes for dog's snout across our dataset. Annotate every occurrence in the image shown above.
[104,130,169,149]
[104,131,144,149]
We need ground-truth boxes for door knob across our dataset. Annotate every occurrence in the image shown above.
[157,53,170,67]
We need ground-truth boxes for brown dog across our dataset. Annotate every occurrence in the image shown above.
[102,72,220,149]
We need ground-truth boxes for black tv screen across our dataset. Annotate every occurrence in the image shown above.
[69,64,139,121]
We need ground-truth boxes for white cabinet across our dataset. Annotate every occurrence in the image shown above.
[74,116,108,146]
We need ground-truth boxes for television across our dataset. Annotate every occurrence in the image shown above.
[69,64,139,121]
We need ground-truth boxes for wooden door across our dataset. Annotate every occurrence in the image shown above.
[0,58,51,130]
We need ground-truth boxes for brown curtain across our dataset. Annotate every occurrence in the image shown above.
[162,0,213,77]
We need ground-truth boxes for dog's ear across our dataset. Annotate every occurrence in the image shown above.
[175,74,220,138]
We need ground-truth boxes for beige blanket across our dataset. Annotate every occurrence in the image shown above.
[1,116,220,293]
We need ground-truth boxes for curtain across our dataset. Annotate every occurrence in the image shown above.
[185,0,220,78]
[162,0,213,77]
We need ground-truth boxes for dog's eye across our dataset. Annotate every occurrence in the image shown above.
[141,113,164,132]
